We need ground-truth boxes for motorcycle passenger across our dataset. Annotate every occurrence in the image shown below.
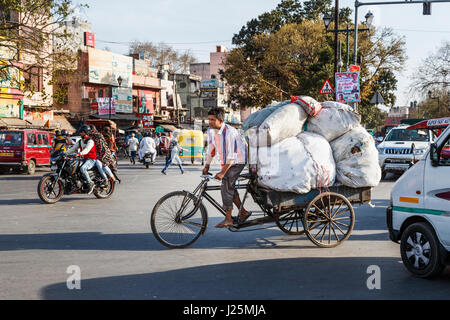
[138,132,157,163]
[90,125,117,184]
[53,130,68,152]
[66,125,106,194]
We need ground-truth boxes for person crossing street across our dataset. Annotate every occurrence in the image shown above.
[127,133,139,165]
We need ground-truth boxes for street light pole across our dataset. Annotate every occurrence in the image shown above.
[334,0,339,75]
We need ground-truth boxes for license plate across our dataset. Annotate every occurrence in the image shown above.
[145,158,151,162]
[0,152,14,157]
[50,165,58,171]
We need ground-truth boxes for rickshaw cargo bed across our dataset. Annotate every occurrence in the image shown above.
[255,185,371,212]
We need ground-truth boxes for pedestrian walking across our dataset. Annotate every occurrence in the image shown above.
[161,132,187,175]
[128,133,139,165]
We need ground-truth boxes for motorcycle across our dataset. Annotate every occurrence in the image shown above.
[141,151,155,169]
[37,150,118,204]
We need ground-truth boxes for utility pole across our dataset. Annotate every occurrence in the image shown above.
[334,0,339,75]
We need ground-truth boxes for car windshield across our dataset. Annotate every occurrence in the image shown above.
[0,131,23,146]
[385,128,429,142]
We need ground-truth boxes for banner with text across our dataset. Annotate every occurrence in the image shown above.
[335,72,360,103]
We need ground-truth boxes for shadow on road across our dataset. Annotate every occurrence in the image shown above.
[39,257,450,300]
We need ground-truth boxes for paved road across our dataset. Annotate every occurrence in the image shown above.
[0,159,448,300]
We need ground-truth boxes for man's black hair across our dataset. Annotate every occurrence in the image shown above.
[208,107,225,122]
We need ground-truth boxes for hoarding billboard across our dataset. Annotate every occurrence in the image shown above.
[335,72,360,103]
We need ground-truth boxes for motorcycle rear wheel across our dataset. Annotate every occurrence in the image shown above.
[94,179,115,199]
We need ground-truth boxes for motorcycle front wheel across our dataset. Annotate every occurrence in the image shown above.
[37,174,64,204]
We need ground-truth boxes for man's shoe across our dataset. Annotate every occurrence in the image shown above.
[161,170,166,175]
[87,182,95,195]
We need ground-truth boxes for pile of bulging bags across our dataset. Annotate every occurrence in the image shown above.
[245,96,381,194]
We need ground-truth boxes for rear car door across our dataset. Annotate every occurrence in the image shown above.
[26,132,39,165]
[38,132,51,165]
[423,129,450,246]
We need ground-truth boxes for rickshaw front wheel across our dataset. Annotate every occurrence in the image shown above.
[150,191,208,249]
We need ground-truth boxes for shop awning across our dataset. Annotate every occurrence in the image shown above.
[0,117,32,128]
[160,124,179,132]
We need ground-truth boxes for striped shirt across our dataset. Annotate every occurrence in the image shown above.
[206,123,248,166]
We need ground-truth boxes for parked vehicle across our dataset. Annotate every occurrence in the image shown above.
[178,129,204,165]
[0,129,53,174]
[37,150,116,204]
[387,121,450,278]
[377,125,435,179]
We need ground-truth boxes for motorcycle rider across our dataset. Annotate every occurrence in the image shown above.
[138,132,157,163]
[66,125,106,194]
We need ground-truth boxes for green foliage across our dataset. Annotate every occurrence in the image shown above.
[224,0,406,130]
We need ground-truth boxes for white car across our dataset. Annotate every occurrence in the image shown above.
[387,124,450,278]
[378,125,434,179]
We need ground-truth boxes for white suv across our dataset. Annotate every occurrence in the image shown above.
[378,126,434,179]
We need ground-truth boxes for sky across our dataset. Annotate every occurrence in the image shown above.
[73,0,450,107]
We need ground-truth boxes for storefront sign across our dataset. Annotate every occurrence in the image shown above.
[23,109,53,121]
[112,87,133,113]
[88,48,132,88]
[335,72,360,103]
[97,97,115,116]
[137,113,154,128]
[200,87,217,98]
[0,98,21,118]
[84,32,95,48]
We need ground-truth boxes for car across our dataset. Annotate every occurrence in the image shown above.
[387,122,450,278]
[0,129,53,174]
[377,125,434,179]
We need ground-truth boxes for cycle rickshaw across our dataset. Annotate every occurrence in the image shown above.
[150,171,372,249]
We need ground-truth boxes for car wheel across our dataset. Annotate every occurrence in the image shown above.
[27,160,36,175]
[400,222,445,278]
[381,170,387,180]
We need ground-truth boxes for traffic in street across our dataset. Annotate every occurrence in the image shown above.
[0,160,449,300]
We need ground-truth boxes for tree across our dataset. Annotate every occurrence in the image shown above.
[129,41,197,74]
[411,41,449,93]
[223,0,406,129]
[0,0,83,96]
[409,41,450,118]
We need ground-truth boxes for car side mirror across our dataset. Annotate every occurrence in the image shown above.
[376,136,383,143]
[430,143,439,167]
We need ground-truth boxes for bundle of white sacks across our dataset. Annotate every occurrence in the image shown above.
[245,97,381,193]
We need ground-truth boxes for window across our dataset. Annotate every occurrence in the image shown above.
[37,134,43,145]
[179,82,187,89]
[24,66,44,92]
[0,131,22,146]
[38,134,49,146]
[27,133,37,146]
[439,138,450,166]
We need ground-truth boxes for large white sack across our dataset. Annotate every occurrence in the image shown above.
[242,100,290,132]
[331,126,381,188]
[256,132,336,194]
[307,101,361,141]
[248,102,307,147]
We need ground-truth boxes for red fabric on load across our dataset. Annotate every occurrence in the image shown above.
[291,96,322,117]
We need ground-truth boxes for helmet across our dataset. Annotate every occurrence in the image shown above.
[79,125,91,135]
[55,130,61,136]
[61,129,68,136]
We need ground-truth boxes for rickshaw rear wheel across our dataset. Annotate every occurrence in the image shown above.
[151,191,208,249]
[302,192,354,248]
[275,210,305,235]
